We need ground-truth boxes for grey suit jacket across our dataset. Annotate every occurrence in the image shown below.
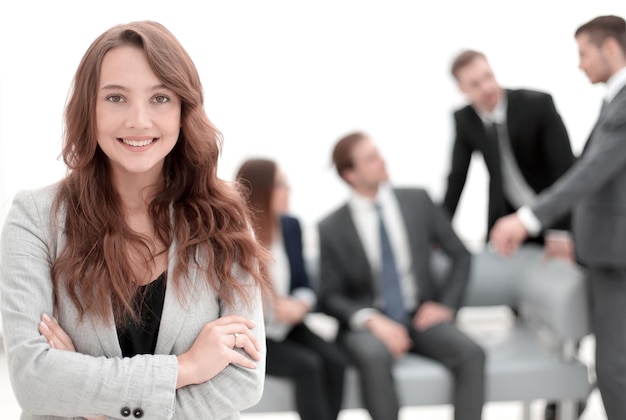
[0,183,266,420]
[317,188,471,328]
[532,85,626,268]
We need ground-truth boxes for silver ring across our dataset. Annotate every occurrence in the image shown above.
[233,333,238,349]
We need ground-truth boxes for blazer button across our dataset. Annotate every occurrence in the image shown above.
[133,408,144,418]
[120,406,131,417]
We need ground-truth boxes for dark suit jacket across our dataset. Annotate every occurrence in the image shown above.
[443,89,575,240]
[317,188,471,329]
[532,85,626,269]
[280,215,312,293]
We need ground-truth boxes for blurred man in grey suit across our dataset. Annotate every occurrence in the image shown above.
[490,15,626,420]
[317,131,485,420]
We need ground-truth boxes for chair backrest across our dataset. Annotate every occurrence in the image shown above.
[307,246,537,308]
[308,244,590,341]
[428,246,532,308]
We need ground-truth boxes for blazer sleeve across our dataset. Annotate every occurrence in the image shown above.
[535,92,575,232]
[172,271,266,418]
[443,111,474,218]
[424,191,471,310]
[532,98,626,228]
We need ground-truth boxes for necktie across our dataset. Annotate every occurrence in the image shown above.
[487,122,536,209]
[375,203,406,323]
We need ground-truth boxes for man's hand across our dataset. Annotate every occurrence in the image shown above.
[544,231,575,264]
[413,301,453,331]
[489,214,529,257]
[272,296,309,324]
[365,313,412,358]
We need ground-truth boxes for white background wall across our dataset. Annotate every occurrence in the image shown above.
[1,1,625,251]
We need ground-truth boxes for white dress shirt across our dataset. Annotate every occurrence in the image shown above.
[348,183,417,328]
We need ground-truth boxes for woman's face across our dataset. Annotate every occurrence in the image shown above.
[271,168,290,216]
[95,45,181,182]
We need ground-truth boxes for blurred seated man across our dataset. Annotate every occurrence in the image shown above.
[317,131,485,420]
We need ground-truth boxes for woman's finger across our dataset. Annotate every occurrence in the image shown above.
[41,314,76,352]
[226,324,261,352]
[214,314,257,329]
[230,332,262,361]
[230,350,258,369]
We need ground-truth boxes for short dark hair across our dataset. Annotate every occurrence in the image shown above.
[450,50,486,79]
[575,15,626,54]
[332,131,368,181]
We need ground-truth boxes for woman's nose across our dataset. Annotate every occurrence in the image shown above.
[126,102,152,128]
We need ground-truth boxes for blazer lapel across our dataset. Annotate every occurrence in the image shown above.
[393,190,425,274]
[92,310,122,357]
[155,239,192,354]
[582,87,625,155]
[467,107,501,168]
[505,89,523,149]
[341,206,376,289]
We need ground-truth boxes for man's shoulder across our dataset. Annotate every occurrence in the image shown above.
[393,186,429,197]
[453,103,475,118]
[318,203,349,229]
[392,187,433,205]
[507,88,553,103]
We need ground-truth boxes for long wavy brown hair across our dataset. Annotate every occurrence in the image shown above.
[51,21,271,324]
[235,158,279,248]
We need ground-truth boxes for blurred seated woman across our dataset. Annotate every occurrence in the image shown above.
[236,158,347,420]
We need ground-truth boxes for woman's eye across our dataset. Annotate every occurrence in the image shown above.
[106,95,123,103]
[154,95,170,104]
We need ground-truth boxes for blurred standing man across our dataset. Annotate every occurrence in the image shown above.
[443,50,584,419]
[318,131,485,420]
[443,50,576,260]
[490,15,626,420]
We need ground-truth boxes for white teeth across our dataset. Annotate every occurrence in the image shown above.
[121,138,155,147]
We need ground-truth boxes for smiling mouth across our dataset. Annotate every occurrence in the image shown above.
[118,138,158,147]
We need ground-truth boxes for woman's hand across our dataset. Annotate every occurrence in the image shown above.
[39,313,76,351]
[39,314,106,420]
[273,296,309,324]
[176,314,261,389]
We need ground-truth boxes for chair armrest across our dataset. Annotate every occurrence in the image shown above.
[517,258,590,343]
[459,245,556,308]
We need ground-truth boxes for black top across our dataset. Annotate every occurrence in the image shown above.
[116,272,167,357]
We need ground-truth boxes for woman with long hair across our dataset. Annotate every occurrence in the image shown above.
[236,158,347,420]
[0,21,270,419]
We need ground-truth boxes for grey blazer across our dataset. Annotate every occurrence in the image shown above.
[0,183,266,420]
[531,85,626,269]
[317,188,471,328]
